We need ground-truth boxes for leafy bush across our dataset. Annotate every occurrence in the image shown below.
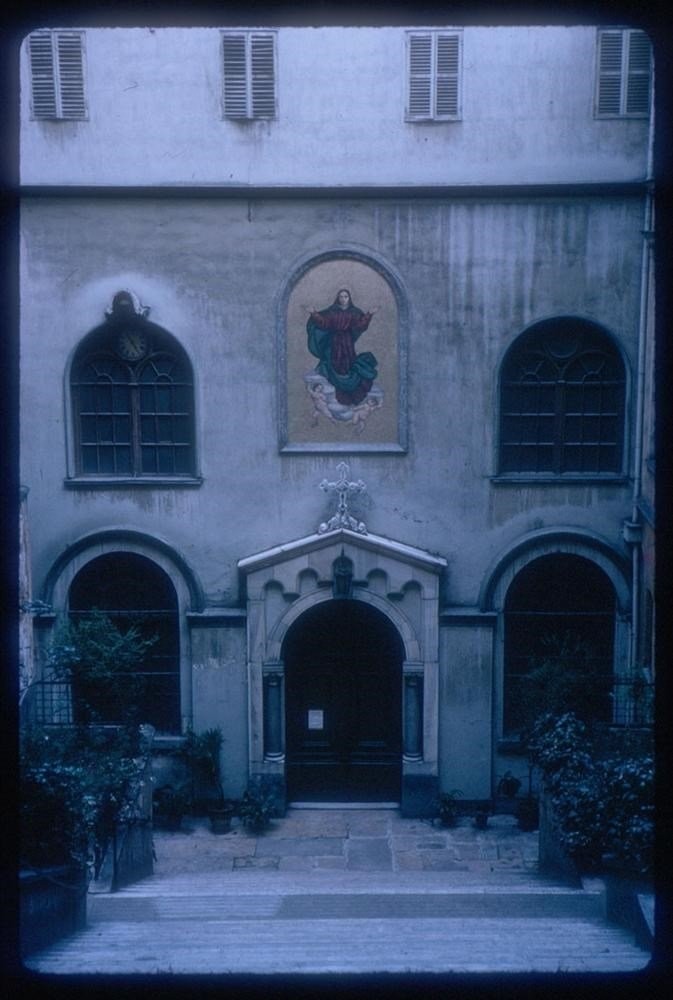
[528,713,654,877]
[238,788,274,831]
[46,611,157,726]
[20,724,148,876]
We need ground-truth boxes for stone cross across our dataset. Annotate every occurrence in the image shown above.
[318,461,367,534]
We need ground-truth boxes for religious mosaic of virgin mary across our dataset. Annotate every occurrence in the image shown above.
[284,259,400,450]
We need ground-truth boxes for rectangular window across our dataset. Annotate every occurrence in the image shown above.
[222,31,277,120]
[596,28,651,117]
[406,31,461,121]
[28,30,86,120]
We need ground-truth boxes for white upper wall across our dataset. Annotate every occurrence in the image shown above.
[20,25,651,187]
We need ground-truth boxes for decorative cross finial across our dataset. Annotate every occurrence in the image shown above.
[318,462,367,534]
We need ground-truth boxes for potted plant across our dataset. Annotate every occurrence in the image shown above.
[474,808,490,830]
[238,788,274,833]
[497,771,522,798]
[152,784,190,831]
[435,790,463,828]
[186,728,235,834]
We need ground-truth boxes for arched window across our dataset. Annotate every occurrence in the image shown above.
[71,292,195,478]
[69,552,181,733]
[499,318,626,476]
[503,554,615,734]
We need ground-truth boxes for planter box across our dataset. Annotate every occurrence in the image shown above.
[20,866,87,957]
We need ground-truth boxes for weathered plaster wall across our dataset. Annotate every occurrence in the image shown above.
[20,26,650,186]
[189,623,248,797]
[439,623,493,798]
[21,194,640,609]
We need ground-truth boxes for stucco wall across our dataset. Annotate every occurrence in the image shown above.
[439,623,493,798]
[189,623,248,798]
[20,26,650,187]
[21,193,640,609]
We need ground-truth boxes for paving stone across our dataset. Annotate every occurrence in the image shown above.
[346,838,392,871]
[314,856,348,870]
[233,856,279,869]
[393,852,424,871]
[255,837,344,857]
[450,842,482,860]
[421,852,471,871]
[345,815,390,836]
[278,856,314,871]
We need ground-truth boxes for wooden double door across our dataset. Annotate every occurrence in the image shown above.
[284,600,403,802]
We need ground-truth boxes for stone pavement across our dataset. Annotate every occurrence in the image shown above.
[24,808,652,976]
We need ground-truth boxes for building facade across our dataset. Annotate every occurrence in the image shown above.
[19,23,655,814]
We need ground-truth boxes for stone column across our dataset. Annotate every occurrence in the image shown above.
[403,673,423,761]
[263,671,284,760]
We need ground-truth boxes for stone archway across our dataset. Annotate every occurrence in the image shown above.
[283,598,404,803]
[238,527,447,816]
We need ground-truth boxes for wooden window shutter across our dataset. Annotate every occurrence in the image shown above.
[29,32,57,118]
[597,28,651,117]
[407,32,460,120]
[625,30,651,115]
[408,34,433,119]
[597,30,624,115]
[435,34,460,117]
[223,34,248,118]
[223,31,276,119]
[250,33,276,118]
[29,30,85,120]
[56,32,86,118]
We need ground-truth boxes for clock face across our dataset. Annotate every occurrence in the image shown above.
[117,330,148,361]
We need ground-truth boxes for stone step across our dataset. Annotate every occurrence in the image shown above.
[88,890,605,922]
[115,868,579,896]
[25,914,650,975]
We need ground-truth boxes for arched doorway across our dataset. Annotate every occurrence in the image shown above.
[283,599,404,803]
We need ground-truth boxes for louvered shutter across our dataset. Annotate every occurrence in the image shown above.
[597,29,651,117]
[597,30,623,115]
[408,34,432,119]
[250,33,276,118]
[625,30,651,115]
[223,31,276,120]
[29,32,57,118]
[223,34,248,118]
[57,32,86,118]
[29,30,85,120]
[436,34,459,117]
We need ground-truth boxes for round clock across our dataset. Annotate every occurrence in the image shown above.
[117,330,148,361]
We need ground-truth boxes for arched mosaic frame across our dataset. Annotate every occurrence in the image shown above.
[278,247,409,453]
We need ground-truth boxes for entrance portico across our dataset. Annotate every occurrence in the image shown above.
[238,528,447,816]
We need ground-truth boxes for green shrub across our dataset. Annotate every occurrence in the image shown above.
[46,611,157,726]
[528,713,654,877]
[20,724,148,876]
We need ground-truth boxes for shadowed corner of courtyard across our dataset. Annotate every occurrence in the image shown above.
[147,808,541,876]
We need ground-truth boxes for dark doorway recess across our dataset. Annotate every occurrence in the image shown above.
[283,599,404,803]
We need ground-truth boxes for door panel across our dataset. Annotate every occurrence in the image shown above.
[284,600,403,802]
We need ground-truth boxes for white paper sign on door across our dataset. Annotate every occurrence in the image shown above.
[307,709,324,730]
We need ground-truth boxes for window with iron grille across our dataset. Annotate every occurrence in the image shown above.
[595,28,652,117]
[498,319,626,477]
[28,29,86,120]
[503,555,616,735]
[71,298,195,478]
[69,553,181,733]
[222,31,277,120]
[406,31,461,121]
